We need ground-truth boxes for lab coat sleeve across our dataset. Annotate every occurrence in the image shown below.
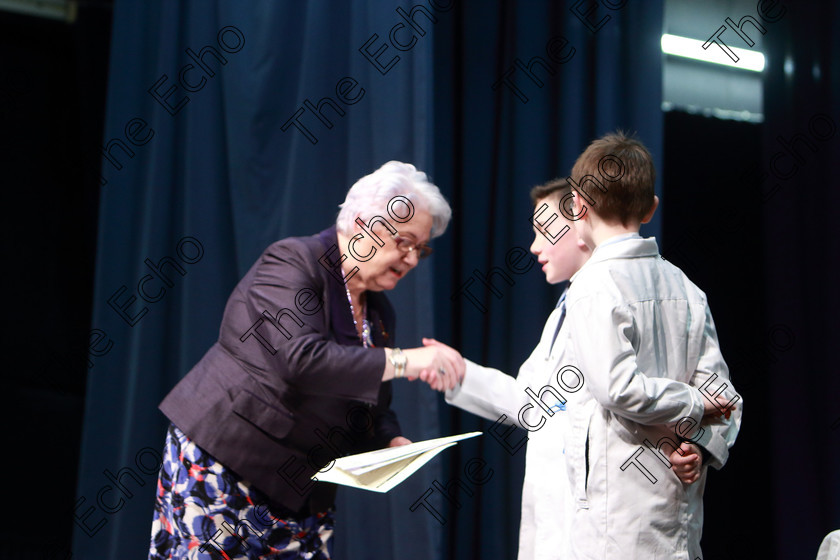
[446,359,533,428]
[688,306,742,470]
[567,295,705,425]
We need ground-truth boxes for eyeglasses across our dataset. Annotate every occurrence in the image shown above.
[391,234,433,259]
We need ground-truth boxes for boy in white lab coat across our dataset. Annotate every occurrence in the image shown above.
[436,177,591,559]
[560,131,741,559]
[431,177,725,559]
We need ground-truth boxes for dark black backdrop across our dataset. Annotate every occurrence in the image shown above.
[2,4,112,558]
[662,110,771,559]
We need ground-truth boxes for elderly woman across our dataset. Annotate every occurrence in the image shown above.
[148,161,463,559]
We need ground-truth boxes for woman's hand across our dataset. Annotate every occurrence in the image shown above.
[389,436,412,447]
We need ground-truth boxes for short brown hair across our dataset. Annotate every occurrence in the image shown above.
[570,131,655,225]
[530,177,572,205]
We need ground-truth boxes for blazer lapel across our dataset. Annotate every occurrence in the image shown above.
[317,226,360,346]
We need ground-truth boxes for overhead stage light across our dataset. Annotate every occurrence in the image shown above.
[0,0,77,22]
[661,33,765,73]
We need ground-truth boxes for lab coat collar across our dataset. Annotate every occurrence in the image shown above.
[569,235,660,283]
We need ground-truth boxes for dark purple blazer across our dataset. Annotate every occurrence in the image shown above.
[159,226,401,514]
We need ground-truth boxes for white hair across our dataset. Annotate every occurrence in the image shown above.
[336,161,452,238]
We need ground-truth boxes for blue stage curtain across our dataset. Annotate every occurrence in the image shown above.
[430,1,663,558]
[73,1,446,558]
[761,2,840,557]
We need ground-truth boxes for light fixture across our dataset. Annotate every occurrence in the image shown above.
[0,0,77,22]
[661,33,765,73]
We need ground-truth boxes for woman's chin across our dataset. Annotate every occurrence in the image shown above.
[376,273,402,291]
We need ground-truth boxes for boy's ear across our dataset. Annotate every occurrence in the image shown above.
[641,195,659,224]
[572,191,588,219]
[576,235,590,251]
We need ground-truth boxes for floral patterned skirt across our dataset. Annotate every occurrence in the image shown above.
[148,423,334,559]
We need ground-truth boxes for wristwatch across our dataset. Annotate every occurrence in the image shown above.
[389,348,407,378]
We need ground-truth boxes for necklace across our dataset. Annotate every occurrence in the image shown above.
[345,288,372,347]
[342,272,372,347]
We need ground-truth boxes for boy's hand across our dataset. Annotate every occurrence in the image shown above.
[401,342,465,391]
[420,338,466,389]
[702,394,736,420]
[670,441,702,484]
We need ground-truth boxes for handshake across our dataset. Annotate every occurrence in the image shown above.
[385,338,465,392]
